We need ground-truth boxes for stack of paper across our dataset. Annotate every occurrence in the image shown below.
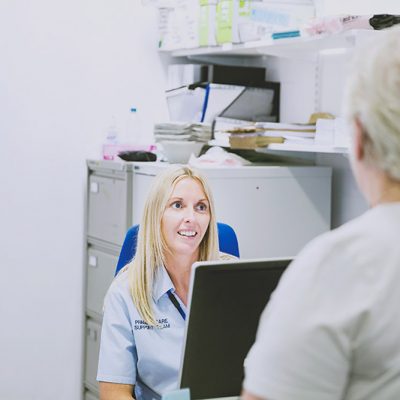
[255,122,316,137]
[190,123,212,143]
[214,117,253,146]
[230,134,285,149]
[154,122,192,141]
[226,121,316,149]
[154,122,212,143]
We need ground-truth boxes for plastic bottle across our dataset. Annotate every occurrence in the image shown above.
[106,116,119,144]
[125,107,142,145]
[102,116,120,160]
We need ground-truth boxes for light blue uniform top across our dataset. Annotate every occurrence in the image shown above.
[97,265,187,399]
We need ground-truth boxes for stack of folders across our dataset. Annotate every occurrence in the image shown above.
[154,122,212,143]
[189,123,213,143]
[227,122,316,149]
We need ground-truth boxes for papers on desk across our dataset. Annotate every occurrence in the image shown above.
[218,120,316,149]
[255,121,315,134]
[216,116,351,151]
[154,122,212,143]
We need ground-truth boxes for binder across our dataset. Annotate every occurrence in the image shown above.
[201,83,245,123]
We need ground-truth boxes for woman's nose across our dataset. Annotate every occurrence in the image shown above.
[183,207,195,222]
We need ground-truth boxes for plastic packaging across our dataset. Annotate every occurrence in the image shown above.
[303,15,373,36]
[188,146,251,167]
[102,108,154,161]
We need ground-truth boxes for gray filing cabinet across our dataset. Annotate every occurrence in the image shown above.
[84,160,136,399]
[83,159,332,398]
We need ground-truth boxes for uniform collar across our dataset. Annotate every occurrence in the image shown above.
[152,265,175,303]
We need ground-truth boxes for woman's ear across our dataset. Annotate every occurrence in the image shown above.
[353,117,365,161]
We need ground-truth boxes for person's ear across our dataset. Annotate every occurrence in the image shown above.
[353,117,365,161]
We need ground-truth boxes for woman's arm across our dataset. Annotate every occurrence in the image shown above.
[99,382,134,400]
[97,275,138,399]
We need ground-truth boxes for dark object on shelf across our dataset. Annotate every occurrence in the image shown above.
[369,14,400,30]
[200,64,266,87]
[118,151,157,162]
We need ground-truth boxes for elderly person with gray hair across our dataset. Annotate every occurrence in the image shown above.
[242,27,400,400]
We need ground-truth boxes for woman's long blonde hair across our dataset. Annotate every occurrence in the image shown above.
[128,166,219,325]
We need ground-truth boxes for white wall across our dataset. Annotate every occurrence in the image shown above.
[0,1,168,399]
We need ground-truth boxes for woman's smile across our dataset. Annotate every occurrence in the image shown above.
[177,230,197,238]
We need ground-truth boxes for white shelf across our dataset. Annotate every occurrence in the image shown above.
[265,143,348,154]
[163,30,379,58]
[209,140,348,154]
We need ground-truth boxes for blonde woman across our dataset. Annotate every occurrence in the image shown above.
[97,166,235,400]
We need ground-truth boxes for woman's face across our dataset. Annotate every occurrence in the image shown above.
[162,177,211,258]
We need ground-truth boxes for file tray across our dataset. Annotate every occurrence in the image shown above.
[166,86,206,122]
[219,82,280,123]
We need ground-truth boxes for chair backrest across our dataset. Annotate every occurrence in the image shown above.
[115,222,240,275]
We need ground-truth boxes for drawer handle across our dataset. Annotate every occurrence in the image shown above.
[87,327,98,341]
[88,255,97,267]
[90,182,99,193]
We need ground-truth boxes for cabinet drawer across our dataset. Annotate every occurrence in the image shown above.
[87,248,118,318]
[85,318,101,393]
[84,390,98,400]
[88,174,129,245]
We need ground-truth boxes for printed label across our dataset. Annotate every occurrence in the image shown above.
[134,318,171,330]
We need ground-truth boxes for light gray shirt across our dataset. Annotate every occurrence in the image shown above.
[244,203,400,400]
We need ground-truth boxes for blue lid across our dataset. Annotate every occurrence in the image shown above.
[130,107,137,112]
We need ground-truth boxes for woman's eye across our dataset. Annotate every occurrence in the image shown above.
[196,203,208,212]
[171,201,182,209]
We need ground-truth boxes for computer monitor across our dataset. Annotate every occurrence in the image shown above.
[178,258,292,399]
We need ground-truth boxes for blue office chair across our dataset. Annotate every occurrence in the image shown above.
[115,222,240,275]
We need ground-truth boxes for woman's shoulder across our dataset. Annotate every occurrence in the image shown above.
[218,251,239,261]
[107,265,131,297]
[102,264,138,316]
[115,264,129,279]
